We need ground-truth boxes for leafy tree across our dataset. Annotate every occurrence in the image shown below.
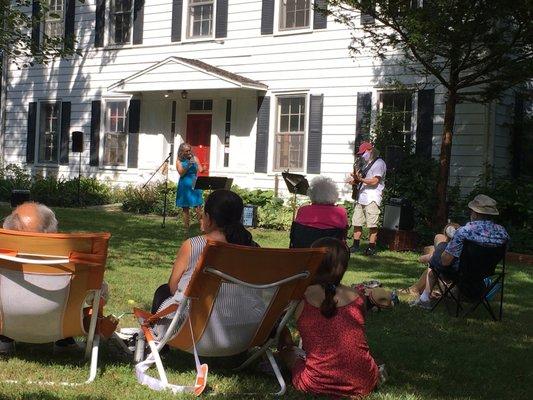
[0,0,79,68]
[326,0,533,226]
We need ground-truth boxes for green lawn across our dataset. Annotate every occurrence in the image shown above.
[0,205,531,399]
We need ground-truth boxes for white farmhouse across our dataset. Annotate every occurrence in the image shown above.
[0,0,523,197]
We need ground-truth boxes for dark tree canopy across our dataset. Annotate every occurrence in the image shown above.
[326,0,533,225]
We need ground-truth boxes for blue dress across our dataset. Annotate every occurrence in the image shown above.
[175,159,203,208]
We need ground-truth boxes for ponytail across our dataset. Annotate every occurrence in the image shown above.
[320,283,338,318]
[223,221,254,246]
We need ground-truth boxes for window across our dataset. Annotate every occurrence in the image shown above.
[379,91,413,142]
[103,101,128,166]
[189,99,213,111]
[187,0,214,38]
[43,0,65,39]
[279,0,311,30]
[38,102,61,163]
[109,0,133,45]
[275,96,306,170]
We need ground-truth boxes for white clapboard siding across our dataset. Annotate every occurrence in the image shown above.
[1,0,511,194]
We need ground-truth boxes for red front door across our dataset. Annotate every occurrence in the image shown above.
[186,114,211,176]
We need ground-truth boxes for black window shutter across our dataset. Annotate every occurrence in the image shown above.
[90,100,101,166]
[171,0,183,42]
[356,92,372,142]
[133,0,145,44]
[360,8,375,25]
[255,96,270,173]
[313,0,327,30]
[307,95,324,174]
[128,99,141,168]
[31,0,41,51]
[415,89,435,159]
[26,102,37,163]
[261,0,274,35]
[95,0,105,47]
[64,0,76,50]
[215,0,228,38]
[59,102,71,165]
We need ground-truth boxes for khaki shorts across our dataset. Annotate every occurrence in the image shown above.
[352,202,381,228]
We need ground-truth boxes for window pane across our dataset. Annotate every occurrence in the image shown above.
[280,98,290,114]
[280,115,289,132]
[188,2,213,38]
[290,115,300,132]
[104,132,127,166]
[281,0,309,29]
[275,133,304,170]
[38,102,60,163]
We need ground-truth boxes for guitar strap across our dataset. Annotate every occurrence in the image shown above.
[353,157,381,201]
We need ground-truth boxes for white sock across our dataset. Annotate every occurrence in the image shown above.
[420,291,430,302]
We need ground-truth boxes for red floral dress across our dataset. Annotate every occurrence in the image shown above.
[292,296,379,398]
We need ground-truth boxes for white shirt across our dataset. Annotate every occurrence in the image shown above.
[357,158,386,206]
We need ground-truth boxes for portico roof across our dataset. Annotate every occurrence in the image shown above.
[108,57,268,93]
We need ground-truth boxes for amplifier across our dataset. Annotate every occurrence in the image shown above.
[382,198,414,231]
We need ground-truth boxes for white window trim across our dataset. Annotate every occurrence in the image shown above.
[181,0,217,43]
[35,99,62,167]
[99,97,131,170]
[270,92,309,173]
[104,0,135,48]
[41,0,66,42]
[273,0,314,36]
[375,89,419,147]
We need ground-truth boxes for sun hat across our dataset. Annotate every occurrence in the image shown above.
[356,141,374,155]
[468,194,499,215]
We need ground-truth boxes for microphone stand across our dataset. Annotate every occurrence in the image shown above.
[143,152,172,228]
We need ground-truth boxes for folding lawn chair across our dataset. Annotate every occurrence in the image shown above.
[289,221,346,248]
[133,240,326,396]
[0,228,111,384]
[430,240,507,321]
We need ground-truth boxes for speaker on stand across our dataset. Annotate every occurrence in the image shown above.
[72,131,84,206]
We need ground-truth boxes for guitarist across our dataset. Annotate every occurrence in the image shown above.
[348,142,387,256]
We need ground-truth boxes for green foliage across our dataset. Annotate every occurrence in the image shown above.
[0,0,82,68]
[121,182,178,216]
[231,185,276,207]
[372,111,413,155]
[31,176,114,207]
[468,177,533,253]
[0,163,32,200]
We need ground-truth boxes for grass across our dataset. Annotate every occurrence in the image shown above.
[0,205,532,399]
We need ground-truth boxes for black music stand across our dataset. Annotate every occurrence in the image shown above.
[282,171,309,220]
[194,176,234,192]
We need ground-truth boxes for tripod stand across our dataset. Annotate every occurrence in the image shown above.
[143,151,172,228]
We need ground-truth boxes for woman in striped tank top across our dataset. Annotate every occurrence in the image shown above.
[151,189,256,313]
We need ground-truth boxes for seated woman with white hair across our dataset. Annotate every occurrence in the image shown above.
[295,176,348,230]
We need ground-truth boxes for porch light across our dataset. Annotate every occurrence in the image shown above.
[181,90,188,100]
[164,90,173,98]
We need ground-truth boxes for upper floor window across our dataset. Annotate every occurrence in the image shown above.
[38,102,61,164]
[275,96,306,170]
[103,101,128,166]
[279,0,311,30]
[379,91,414,142]
[187,0,214,39]
[109,0,133,45]
[43,0,65,39]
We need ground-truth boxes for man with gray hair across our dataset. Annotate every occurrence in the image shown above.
[0,202,77,355]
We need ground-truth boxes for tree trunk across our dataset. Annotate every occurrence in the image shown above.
[434,90,457,227]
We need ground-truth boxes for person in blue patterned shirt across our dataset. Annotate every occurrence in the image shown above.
[410,194,510,309]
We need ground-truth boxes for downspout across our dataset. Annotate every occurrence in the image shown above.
[0,52,7,164]
[482,101,495,186]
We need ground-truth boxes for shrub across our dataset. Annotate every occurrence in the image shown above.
[0,164,32,201]
[122,182,178,216]
[31,176,115,207]
[257,197,293,230]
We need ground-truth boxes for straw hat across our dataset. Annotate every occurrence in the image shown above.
[468,194,499,216]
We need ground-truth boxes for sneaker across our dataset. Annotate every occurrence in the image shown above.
[364,246,377,256]
[0,337,15,356]
[53,337,83,354]
[409,297,432,310]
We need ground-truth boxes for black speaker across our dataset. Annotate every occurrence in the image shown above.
[383,198,414,231]
[72,131,84,153]
[385,145,404,173]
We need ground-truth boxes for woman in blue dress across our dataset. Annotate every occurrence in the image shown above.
[175,143,204,231]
